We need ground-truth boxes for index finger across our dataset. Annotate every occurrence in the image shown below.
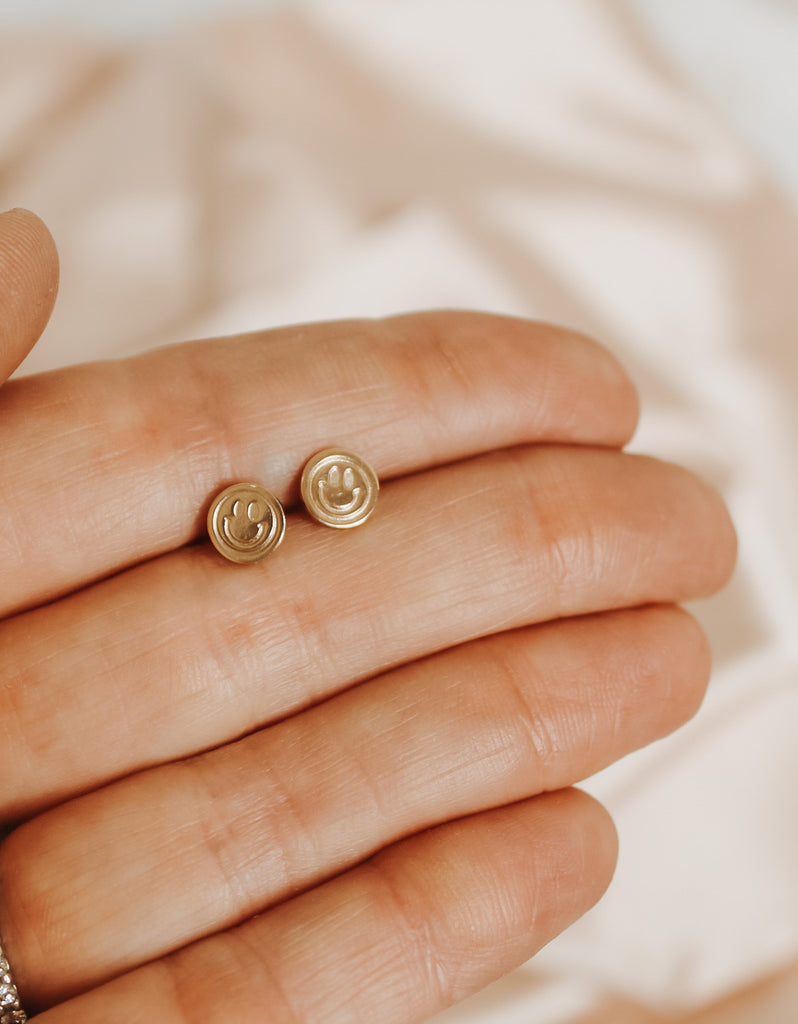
[0,311,638,616]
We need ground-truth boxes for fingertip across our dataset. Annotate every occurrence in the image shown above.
[0,208,60,277]
[619,454,738,603]
[706,485,738,591]
[650,603,714,728]
[547,323,641,447]
[384,310,642,451]
[0,208,60,381]
[551,787,619,909]
[680,467,739,598]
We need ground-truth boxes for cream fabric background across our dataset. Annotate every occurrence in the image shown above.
[1,2,797,1022]
[3,0,798,200]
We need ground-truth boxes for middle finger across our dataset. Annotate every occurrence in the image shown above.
[1,445,733,822]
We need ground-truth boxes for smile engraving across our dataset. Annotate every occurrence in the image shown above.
[317,464,365,515]
[223,498,274,550]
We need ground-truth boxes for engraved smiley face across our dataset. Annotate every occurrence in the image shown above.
[222,497,271,549]
[301,449,379,528]
[207,483,286,563]
[318,463,365,514]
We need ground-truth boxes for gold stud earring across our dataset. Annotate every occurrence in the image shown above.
[207,482,286,563]
[301,448,379,529]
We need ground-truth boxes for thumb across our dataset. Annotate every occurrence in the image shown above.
[0,208,59,383]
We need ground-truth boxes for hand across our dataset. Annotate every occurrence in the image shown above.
[0,210,736,1023]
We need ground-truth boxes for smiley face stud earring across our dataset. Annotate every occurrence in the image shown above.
[301,448,379,528]
[207,450,377,562]
[207,482,286,563]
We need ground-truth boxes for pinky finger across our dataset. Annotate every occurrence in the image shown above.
[34,790,617,1024]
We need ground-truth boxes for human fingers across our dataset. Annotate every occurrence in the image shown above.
[0,208,59,382]
[1,446,736,821]
[22,790,615,1023]
[2,604,706,1008]
[0,310,638,616]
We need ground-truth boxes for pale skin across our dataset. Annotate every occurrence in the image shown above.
[0,209,736,1023]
